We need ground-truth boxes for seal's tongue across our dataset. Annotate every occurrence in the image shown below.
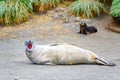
[27,43,32,49]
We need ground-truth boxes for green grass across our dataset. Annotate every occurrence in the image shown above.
[0,0,33,25]
[110,0,120,17]
[0,0,109,25]
[68,0,106,18]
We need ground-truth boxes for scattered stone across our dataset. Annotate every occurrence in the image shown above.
[51,13,63,20]
[68,16,81,23]
[51,7,81,23]
[54,7,67,12]
[74,17,81,22]
[62,14,70,23]
[14,76,19,80]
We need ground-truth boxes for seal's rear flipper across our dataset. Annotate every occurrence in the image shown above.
[95,58,116,66]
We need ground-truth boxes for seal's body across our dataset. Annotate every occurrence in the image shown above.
[79,22,97,35]
[25,40,115,66]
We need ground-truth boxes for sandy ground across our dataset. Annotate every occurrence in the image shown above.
[0,10,120,80]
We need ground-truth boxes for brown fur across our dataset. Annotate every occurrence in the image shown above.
[79,22,97,35]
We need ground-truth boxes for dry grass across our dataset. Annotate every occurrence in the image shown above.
[34,23,71,40]
[0,12,75,40]
[58,1,73,7]
[0,14,52,40]
[38,25,69,35]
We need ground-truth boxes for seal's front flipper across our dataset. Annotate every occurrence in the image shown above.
[95,58,116,66]
[50,43,59,46]
[44,62,56,66]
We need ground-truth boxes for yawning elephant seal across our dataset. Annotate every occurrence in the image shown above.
[24,40,116,66]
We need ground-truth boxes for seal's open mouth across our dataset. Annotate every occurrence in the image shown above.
[27,43,32,49]
[25,40,34,52]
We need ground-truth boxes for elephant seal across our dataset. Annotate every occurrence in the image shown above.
[24,40,116,66]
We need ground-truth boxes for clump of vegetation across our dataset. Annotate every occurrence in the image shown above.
[96,0,113,4]
[0,0,112,25]
[68,0,106,18]
[32,0,61,12]
[97,0,109,3]
[110,0,120,17]
[63,0,76,1]
[0,0,33,25]
[31,0,40,12]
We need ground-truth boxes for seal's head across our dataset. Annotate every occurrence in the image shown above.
[80,21,85,27]
[80,21,87,26]
[24,40,35,52]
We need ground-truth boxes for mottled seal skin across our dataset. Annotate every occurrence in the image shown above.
[79,22,97,35]
[25,40,116,66]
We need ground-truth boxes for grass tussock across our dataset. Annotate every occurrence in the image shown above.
[68,0,106,18]
[0,0,33,25]
[32,0,61,12]
[110,0,120,17]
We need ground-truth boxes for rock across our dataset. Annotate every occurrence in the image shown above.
[51,7,81,23]
[62,14,70,23]
[68,16,81,23]
[54,7,67,12]
[51,13,63,20]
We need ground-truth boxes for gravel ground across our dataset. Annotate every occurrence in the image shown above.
[0,10,120,80]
